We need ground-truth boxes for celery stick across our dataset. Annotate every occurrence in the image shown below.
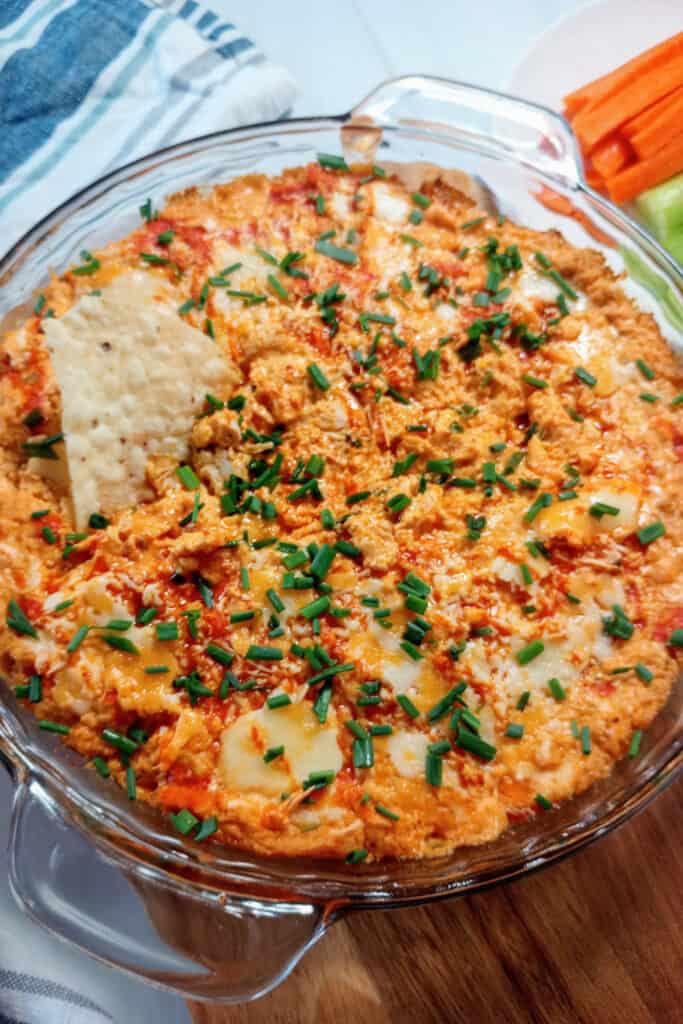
[636,173,683,251]
[620,246,683,332]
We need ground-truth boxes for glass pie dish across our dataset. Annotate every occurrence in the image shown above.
[1,76,681,1004]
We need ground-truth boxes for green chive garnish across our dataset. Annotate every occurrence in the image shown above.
[246,645,283,661]
[176,465,200,490]
[637,521,665,545]
[307,362,330,391]
[516,640,544,665]
[397,694,419,719]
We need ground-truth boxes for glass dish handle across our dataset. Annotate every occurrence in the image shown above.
[349,74,583,190]
[8,777,333,1002]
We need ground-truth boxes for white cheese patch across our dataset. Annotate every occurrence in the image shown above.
[44,272,238,527]
[212,243,270,287]
[515,268,585,310]
[371,182,410,225]
[219,702,342,797]
[386,730,429,779]
[330,190,352,221]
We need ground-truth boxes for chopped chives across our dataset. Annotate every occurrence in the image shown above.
[102,634,140,654]
[314,239,358,265]
[455,728,496,761]
[155,622,178,641]
[574,366,597,387]
[400,640,423,661]
[39,720,70,735]
[306,662,355,686]
[145,665,169,675]
[67,625,90,652]
[176,465,200,490]
[263,744,285,762]
[346,490,371,506]
[516,690,530,710]
[589,501,620,519]
[522,374,548,390]
[580,725,591,755]
[125,765,137,800]
[313,682,333,723]
[425,753,442,786]
[136,606,157,626]
[370,724,392,736]
[246,645,283,661]
[637,521,665,545]
[426,683,466,722]
[267,589,285,613]
[304,769,336,789]
[300,596,330,620]
[266,693,291,709]
[397,694,419,719]
[635,663,653,683]
[267,274,288,301]
[92,756,110,778]
[195,816,218,842]
[506,723,524,739]
[171,809,199,835]
[628,730,642,758]
[346,848,369,864]
[230,610,256,623]
[102,728,138,755]
[524,492,552,523]
[374,803,399,821]
[307,362,330,391]
[240,567,250,591]
[205,643,234,666]
[353,735,374,769]
[317,153,348,171]
[516,640,544,665]
[535,793,553,810]
[635,358,655,380]
[547,677,566,701]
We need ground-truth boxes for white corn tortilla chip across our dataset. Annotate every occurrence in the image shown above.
[44,271,239,527]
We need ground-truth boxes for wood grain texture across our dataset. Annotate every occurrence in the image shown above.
[189,777,681,1024]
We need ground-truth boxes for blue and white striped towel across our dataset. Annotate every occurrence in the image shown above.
[0,0,297,255]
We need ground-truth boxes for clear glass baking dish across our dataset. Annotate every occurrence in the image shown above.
[1,76,682,1004]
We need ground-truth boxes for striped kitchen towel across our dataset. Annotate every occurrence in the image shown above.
[0,0,297,255]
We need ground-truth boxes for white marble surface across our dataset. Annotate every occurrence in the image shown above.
[238,0,577,116]
[0,2,586,1020]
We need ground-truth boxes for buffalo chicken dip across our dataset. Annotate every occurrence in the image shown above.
[1,158,682,861]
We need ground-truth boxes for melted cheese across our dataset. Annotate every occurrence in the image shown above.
[371,182,410,225]
[537,484,641,542]
[386,730,428,778]
[347,618,448,712]
[219,702,342,796]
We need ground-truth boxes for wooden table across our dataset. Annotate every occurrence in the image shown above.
[190,777,681,1024]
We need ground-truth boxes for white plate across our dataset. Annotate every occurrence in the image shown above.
[508,0,682,110]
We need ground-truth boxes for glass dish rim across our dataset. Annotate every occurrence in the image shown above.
[1,75,682,907]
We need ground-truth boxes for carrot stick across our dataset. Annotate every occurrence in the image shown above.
[574,54,683,151]
[563,32,683,118]
[533,186,616,247]
[631,90,683,159]
[591,135,633,178]
[622,84,683,138]
[606,132,683,204]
